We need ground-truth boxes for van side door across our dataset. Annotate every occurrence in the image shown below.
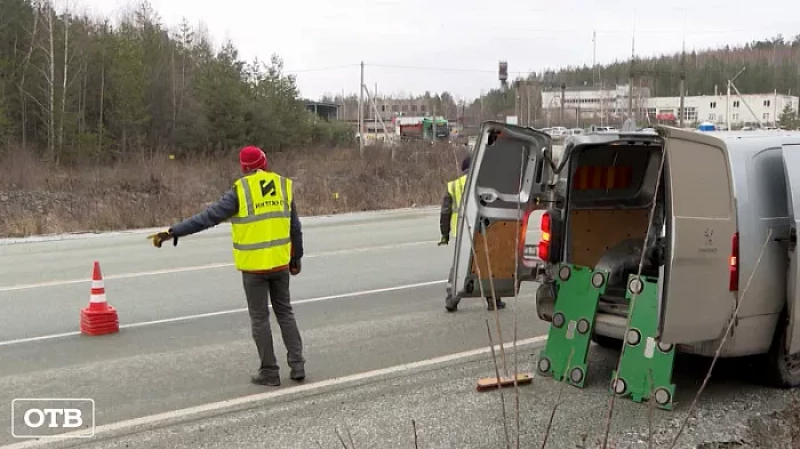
[659,128,738,344]
[447,121,553,301]
[781,144,800,354]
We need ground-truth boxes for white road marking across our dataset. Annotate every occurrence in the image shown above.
[0,205,440,245]
[0,240,435,292]
[0,335,548,448]
[0,280,447,348]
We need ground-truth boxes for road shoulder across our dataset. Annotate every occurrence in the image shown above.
[5,340,793,449]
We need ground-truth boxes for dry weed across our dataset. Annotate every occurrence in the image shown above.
[0,144,465,237]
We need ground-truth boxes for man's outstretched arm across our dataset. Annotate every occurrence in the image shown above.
[169,189,239,238]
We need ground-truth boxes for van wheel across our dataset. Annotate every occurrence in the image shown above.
[591,334,624,351]
[765,311,800,388]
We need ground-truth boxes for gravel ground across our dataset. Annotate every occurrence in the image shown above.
[35,342,798,449]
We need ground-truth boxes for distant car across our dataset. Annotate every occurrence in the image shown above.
[587,125,618,133]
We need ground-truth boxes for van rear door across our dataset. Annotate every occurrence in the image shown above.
[447,121,553,301]
[658,127,738,344]
[781,144,800,354]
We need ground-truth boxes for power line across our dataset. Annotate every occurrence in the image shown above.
[283,64,360,74]
[367,64,500,74]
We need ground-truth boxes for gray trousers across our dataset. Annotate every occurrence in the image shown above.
[242,270,305,375]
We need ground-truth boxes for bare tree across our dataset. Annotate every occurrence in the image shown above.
[17,1,40,150]
[57,10,68,153]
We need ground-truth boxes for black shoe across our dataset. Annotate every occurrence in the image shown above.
[290,368,305,381]
[251,372,281,386]
[445,304,457,312]
[487,299,506,311]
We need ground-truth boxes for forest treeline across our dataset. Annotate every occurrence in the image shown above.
[324,34,800,128]
[2,0,800,164]
[0,0,357,164]
[469,34,800,125]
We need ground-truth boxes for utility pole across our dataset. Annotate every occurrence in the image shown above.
[359,61,364,156]
[342,89,346,120]
[600,80,605,126]
[679,43,686,128]
[592,30,597,87]
[679,10,687,128]
[774,88,778,127]
[560,83,566,126]
[432,105,436,144]
[726,67,746,130]
[527,84,532,127]
[374,82,378,142]
[628,29,635,125]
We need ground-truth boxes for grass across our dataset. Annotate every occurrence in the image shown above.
[0,143,466,238]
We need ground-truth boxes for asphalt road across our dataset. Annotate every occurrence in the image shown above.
[0,207,549,447]
[2,207,792,449]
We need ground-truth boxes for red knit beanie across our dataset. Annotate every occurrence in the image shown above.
[239,146,267,173]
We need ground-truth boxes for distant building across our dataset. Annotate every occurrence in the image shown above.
[305,102,340,120]
[540,85,799,128]
[377,98,431,117]
[540,84,651,124]
[643,93,799,128]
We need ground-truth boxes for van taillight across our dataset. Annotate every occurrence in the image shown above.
[729,232,739,291]
[538,212,552,261]
[519,209,532,255]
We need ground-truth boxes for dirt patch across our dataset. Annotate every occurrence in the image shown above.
[744,394,800,448]
[0,144,467,237]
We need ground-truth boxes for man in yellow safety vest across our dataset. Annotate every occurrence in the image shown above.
[439,155,506,313]
[147,146,305,387]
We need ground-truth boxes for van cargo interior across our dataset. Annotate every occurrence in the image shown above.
[566,142,665,316]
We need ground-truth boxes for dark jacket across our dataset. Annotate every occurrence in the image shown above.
[440,171,467,237]
[169,181,304,268]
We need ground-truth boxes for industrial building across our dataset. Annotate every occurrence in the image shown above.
[643,93,799,128]
[305,101,341,120]
[541,84,651,115]
[540,84,651,125]
[540,85,799,128]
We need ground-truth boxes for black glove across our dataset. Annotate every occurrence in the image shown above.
[147,229,178,248]
[289,258,302,275]
[438,235,449,246]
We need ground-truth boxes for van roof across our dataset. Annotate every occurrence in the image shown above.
[700,130,800,152]
[564,130,662,147]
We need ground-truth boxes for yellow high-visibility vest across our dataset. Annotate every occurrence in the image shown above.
[447,174,467,238]
[230,170,293,272]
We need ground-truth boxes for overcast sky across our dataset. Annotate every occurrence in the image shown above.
[73,0,799,101]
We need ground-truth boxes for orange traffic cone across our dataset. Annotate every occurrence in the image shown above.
[80,261,119,336]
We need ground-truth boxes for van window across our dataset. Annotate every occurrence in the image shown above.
[475,142,530,195]
[569,144,661,209]
[670,141,732,219]
[751,148,788,219]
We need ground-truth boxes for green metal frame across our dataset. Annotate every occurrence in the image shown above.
[537,264,608,388]
[610,274,676,410]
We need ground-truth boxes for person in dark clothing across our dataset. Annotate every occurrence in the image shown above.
[440,155,506,313]
[147,146,305,387]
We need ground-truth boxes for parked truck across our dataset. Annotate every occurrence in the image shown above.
[399,117,450,142]
[447,121,800,410]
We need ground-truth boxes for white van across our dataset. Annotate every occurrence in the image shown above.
[447,121,800,408]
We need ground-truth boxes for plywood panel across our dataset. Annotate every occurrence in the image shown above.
[569,209,650,268]
[470,220,519,280]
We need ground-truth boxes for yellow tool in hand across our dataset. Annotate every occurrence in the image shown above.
[147,230,178,248]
